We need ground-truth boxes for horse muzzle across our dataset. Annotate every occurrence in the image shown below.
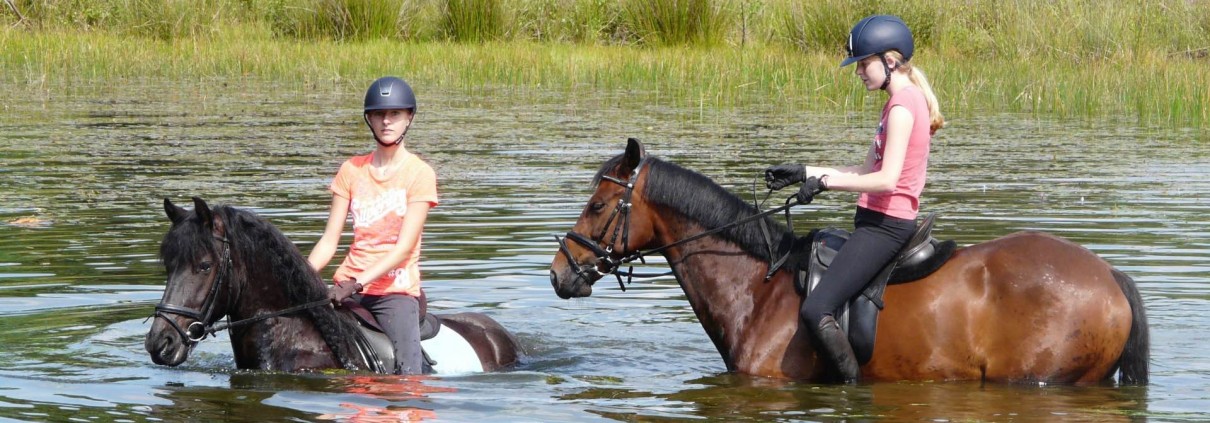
[145,318,194,366]
[549,264,599,299]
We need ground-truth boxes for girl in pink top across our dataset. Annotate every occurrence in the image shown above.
[763,15,945,383]
[308,76,438,374]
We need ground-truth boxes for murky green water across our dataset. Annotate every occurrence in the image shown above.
[1,79,1207,422]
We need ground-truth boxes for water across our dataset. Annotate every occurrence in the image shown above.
[1,79,1207,422]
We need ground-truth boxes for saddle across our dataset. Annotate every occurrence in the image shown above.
[792,212,957,364]
[339,298,442,374]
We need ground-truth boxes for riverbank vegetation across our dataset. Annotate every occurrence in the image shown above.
[2,0,1207,126]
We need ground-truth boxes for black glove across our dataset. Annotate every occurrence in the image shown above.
[328,279,362,306]
[764,164,806,190]
[795,176,827,205]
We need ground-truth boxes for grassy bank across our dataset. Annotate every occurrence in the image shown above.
[2,0,1208,127]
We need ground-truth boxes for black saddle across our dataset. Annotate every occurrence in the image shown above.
[793,212,957,364]
[340,299,442,374]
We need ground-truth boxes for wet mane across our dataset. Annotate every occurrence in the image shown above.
[159,205,363,368]
[594,155,791,261]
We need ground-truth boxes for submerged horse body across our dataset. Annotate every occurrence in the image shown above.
[550,138,1148,385]
[146,197,521,373]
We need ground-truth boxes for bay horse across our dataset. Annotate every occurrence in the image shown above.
[549,138,1149,385]
[147,197,522,374]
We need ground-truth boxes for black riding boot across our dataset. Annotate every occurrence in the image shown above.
[814,315,861,384]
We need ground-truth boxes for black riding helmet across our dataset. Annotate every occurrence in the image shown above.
[840,15,913,90]
[363,76,417,146]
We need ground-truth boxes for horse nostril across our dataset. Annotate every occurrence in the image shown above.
[549,270,559,288]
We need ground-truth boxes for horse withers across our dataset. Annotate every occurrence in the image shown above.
[146,197,522,374]
[549,138,1148,385]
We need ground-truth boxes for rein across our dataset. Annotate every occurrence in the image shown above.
[152,235,327,344]
[204,298,330,336]
[557,159,801,291]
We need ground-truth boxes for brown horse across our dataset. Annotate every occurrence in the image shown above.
[549,138,1148,385]
[147,197,522,374]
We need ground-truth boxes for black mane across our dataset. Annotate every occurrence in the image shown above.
[595,155,792,261]
[159,205,364,369]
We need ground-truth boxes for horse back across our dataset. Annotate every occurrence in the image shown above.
[870,231,1134,384]
[439,312,523,372]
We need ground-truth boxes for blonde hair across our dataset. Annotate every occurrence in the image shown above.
[885,51,945,134]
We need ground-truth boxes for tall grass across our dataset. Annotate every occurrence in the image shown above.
[444,0,503,42]
[2,0,1208,127]
[618,0,734,46]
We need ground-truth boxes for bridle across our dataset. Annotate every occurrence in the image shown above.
[556,158,801,291]
[152,236,234,345]
[555,158,650,291]
[152,233,328,345]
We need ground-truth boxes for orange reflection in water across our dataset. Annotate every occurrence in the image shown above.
[320,375,456,422]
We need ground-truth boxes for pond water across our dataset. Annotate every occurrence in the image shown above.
[1,79,1207,422]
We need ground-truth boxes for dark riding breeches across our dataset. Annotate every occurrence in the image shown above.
[358,293,423,375]
[800,207,916,327]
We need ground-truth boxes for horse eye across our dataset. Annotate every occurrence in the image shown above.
[197,262,212,273]
[589,202,606,212]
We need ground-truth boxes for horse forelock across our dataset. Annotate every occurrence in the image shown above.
[159,210,218,271]
[641,158,789,261]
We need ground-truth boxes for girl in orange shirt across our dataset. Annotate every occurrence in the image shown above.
[308,76,439,375]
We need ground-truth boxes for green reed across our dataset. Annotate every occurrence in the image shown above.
[618,0,734,46]
[2,0,1207,127]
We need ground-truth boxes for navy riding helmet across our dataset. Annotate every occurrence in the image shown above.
[840,14,914,68]
[363,76,416,146]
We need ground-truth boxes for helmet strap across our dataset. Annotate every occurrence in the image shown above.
[364,114,412,147]
[878,54,893,91]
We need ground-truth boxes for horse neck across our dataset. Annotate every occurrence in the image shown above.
[224,222,354,370]
[651,216,801,364]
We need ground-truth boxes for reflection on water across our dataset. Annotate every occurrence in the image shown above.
[0,79,1207,421]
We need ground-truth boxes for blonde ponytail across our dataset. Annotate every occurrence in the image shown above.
[886,51,945,134]
[907,66,945,134]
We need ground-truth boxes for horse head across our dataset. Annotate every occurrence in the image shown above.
[550,138,660,299]
[146,197,235,366]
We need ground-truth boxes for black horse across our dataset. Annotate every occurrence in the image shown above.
[146,197,522,373]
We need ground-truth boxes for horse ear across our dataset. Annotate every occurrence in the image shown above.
[623,137,646,171]
[191,197,213,229]
[164,198,188,225]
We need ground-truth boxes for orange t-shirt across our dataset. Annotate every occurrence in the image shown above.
[330,152,438,297]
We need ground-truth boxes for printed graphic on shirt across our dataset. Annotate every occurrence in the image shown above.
[350,189,410,228]
[388,268,411,290]
[873,122,886,161]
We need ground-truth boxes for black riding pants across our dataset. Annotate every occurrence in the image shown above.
[358,293,423,375]
[800,207,916,327]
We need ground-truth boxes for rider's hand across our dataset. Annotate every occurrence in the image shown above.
[764,164,806,190]
[328,279,362,306]
[795,176,827,205]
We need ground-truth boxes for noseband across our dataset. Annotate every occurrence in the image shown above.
[153,236,233,344]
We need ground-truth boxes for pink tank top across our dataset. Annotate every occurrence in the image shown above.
[857,85,931,220]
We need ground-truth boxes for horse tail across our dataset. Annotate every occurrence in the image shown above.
[1111,268,1149,385]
